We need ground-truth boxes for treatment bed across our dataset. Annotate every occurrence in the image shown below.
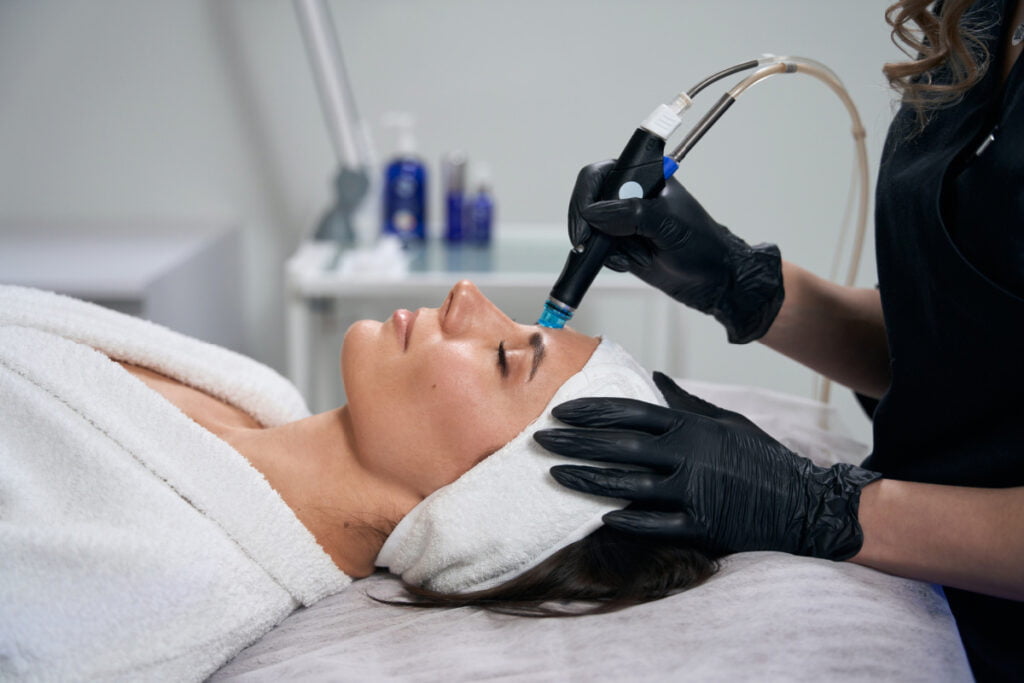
[213,382,972,682]
[0,286,970,680]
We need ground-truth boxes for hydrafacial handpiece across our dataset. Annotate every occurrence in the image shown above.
[537,98,693,329]
[539,55,867,330]
[537,57,774,329]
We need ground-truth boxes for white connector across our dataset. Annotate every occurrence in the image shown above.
[640,99,690,139]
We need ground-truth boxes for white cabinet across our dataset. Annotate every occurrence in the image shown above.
[0,222,243,353]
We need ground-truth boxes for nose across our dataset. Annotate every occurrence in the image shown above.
[442,280,510,336]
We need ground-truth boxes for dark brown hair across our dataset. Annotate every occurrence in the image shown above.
[883,0,997,123]
[380,525,719,617]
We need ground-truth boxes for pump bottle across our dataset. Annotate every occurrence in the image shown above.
[442,151,467,242]
[381,113,427,241]
[466,163,494,246]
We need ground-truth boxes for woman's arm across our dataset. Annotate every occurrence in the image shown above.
[854,479,1024,600]
[760,260,891,398]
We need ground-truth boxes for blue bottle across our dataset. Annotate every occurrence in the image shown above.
[467,164,494,245]
[382,114,427,242]
[442,151,467,242]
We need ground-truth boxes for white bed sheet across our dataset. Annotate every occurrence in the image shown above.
[213,557,968,682]
[213,381,972,681]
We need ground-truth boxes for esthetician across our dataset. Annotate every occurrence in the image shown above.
[534,1,1024,679]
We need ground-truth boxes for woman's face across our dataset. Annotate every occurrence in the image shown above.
[342,280,599,498]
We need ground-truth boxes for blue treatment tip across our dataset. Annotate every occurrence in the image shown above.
[537,299,574,329]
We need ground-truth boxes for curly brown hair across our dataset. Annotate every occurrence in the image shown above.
[883,0,999,122]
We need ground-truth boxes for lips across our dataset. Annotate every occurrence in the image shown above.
[392,309,417,350]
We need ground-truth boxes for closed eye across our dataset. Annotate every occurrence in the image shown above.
[497,340,508,378]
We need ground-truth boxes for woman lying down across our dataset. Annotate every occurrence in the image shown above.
[0,282,949,680]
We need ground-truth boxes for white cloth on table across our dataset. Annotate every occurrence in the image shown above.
[0,285,349,681]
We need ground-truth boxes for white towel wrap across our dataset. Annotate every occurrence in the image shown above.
[0,285,349,681]
[376,338,666,594]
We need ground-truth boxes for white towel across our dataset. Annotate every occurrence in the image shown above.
[0,285,349,681]
[376,338,667,594]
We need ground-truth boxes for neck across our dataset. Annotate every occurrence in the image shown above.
[225,406,420,578]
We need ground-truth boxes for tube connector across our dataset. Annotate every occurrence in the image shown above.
[640,103,685,140]
[668,92,694,116]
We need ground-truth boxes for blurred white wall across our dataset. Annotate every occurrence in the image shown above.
[0,0,903,440]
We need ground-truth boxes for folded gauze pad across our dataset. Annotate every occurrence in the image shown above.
[375,337,667,594]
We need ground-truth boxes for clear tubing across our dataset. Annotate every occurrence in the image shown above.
[790,60,870,406]
[708,56,870,289]
[667,55,870,406]
[786,59,870,290]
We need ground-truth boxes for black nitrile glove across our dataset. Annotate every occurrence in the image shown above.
[569,160,785,344]
[535,372,881,560]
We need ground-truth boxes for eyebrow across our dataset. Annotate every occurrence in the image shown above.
[528,332,546,381]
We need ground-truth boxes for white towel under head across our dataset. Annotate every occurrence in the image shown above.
[376,338,667,594]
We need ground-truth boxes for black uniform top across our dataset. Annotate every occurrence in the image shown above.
[862,0,1024,679]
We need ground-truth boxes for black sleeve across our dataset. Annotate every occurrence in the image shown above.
[854,392,879,420]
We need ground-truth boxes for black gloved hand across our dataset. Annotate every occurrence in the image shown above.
[568,160,785,344]
[535,372,881,560]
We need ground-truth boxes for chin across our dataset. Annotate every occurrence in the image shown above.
[340,319,380,394]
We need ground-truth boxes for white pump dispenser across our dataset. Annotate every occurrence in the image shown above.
[383,112,418,157]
